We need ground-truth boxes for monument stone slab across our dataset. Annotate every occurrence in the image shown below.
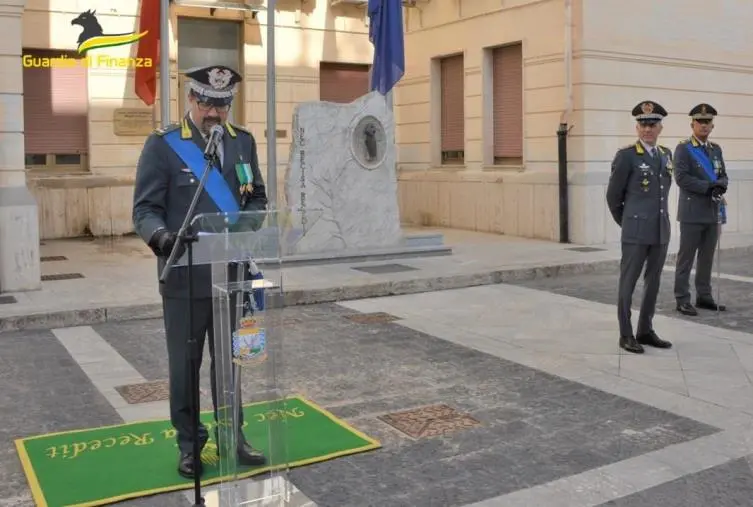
[284,91,402,255]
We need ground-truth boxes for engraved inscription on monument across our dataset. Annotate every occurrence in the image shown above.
[351,115,386,170]
[113,108,153,136]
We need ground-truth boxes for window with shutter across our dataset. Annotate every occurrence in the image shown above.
[492,43,523,165]
[440,54,464,164]
[319,62,370,103]
[22,48,89,173]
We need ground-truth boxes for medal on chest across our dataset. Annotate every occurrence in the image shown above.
[639,162,651,192]
[235,155,253,195]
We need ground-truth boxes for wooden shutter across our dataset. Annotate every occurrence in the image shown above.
[440,54,464,153]
[492,43,523,160]
[22,49,88,154]
[319,62,370,103]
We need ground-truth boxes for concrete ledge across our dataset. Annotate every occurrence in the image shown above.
[0,258,617,333]
[2,243,751,333]
[270,244,452,268]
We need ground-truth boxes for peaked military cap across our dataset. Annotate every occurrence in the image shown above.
[185,65,243,106]
[631,101,668,123]
[689,103,717,120]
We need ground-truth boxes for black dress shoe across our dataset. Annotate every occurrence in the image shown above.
[237,442,267,466]
[619,335,644,354]
[178,451,203,479]
[696,299,726,311]
[676,302,698,316]
[636,330,672,349]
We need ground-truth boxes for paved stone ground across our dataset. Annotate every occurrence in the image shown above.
[514,250,753,335]
[5,264,753,505]
[87,305,717,506]
[596,458,753,507]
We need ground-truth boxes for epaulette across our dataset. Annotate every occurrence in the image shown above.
[229,122,250,135]
[153,123,180,136]
[679,138,691,144]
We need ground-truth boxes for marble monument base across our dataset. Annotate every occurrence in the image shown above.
[275,230,451,268]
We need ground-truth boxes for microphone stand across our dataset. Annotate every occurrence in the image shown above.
[159,145,220,507]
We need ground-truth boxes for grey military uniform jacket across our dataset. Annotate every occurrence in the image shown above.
[674,137,728,224]
[606,142,673,245]
[132,115,268,299]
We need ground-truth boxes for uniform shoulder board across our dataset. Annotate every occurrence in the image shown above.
[708,141,718,148]
[229,122,251,135]
[153,123,180,136]
[679,137,691,144]
[658,145,670,153]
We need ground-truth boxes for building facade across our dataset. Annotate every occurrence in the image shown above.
[0,0,374,291]
[3,0,753,292]
[394,0,753,244]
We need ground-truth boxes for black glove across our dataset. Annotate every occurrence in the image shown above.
[708,182,726,198]
[150,229,186,259]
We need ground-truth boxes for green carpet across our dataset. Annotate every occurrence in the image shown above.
[15,395,380,507]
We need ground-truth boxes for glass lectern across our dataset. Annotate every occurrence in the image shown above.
[175,208,322,507]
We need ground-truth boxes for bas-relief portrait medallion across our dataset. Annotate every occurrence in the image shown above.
[350,115,387,170]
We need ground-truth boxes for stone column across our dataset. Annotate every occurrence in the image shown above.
[0,0,41,292]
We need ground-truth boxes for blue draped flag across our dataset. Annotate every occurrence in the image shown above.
[368,0,405,95]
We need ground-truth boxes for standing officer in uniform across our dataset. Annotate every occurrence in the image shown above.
[132,65,268,478]
[673,103,728,316]
[606,101,674,354]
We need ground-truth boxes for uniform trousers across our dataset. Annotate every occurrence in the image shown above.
[162,296,246,453]
[673,222,720,304]
[618,242,669,338]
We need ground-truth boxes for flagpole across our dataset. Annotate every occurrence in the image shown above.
[160,0,171,127]
[266,0,277,210]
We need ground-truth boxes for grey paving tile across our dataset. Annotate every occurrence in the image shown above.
[0,330,121,505]
[597,457,753,507]
[91,318,168,381]
[91,305,720,505]
[510,259,753,335]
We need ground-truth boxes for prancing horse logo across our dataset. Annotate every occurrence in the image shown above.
[71,9,148,54]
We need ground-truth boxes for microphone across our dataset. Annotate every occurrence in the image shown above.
[203,124,224,160]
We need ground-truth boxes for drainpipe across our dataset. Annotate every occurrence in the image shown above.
[558,0,573,243]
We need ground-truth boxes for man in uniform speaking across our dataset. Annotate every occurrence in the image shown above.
[132,65,268,478]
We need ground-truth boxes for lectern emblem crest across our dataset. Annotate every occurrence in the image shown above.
[232,315,267,366]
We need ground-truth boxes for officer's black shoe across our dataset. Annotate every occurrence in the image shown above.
[636,330,672,349]
[676,302,698,316]
[237,442,267,466]
[696,299,726,311]
[178,451,203,479]
[619,335,644,354]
